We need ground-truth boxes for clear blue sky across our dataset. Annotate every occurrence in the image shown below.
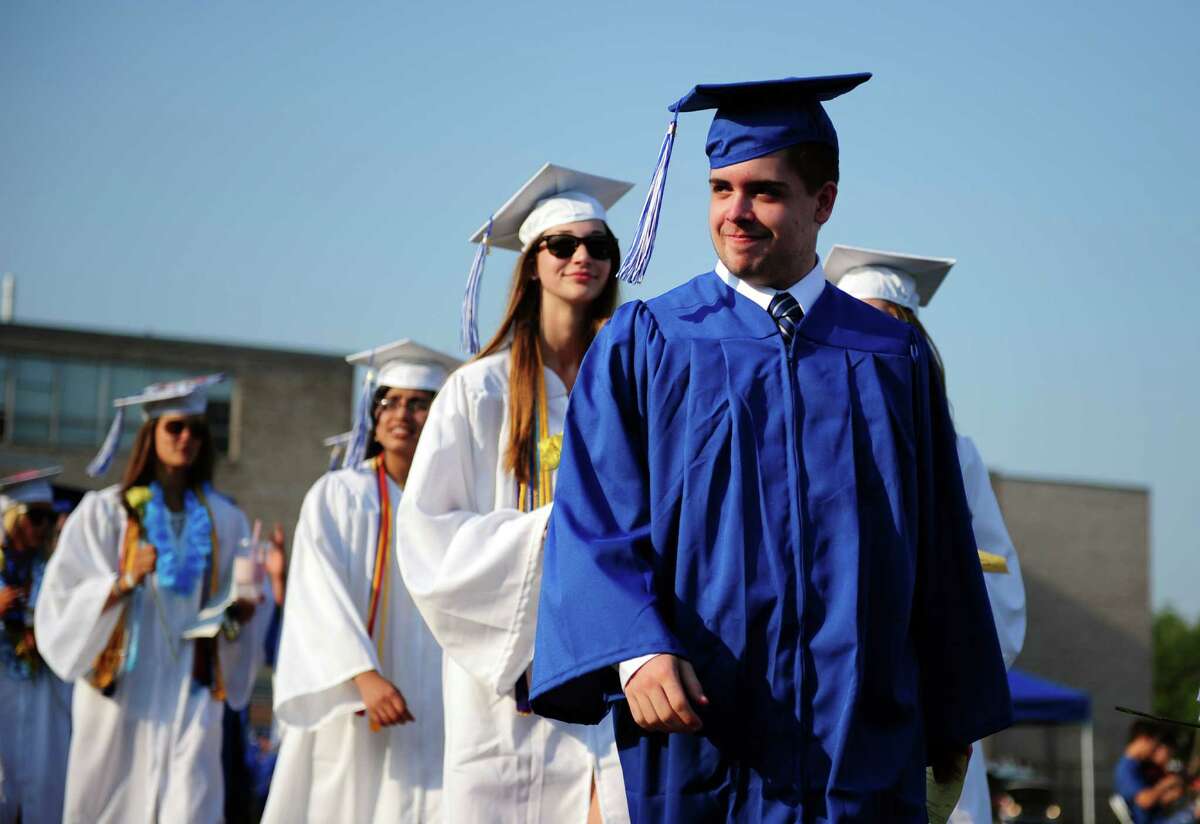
[3,2,1197,616]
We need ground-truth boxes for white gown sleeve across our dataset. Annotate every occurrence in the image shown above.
[397,370,551,697]
[33,490,125,682]
[272,475,380,728]
[957,436,1026,669]
[217,503,272,711]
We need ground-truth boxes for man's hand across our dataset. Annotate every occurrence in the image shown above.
[926,745,971,824]
[265,523,287,606]
[0,585,22,614]
[228,598,258,625]
[930,744,971,784]
[624,654,708,734]
[1156,773,1185,806]
[353,670,415,728]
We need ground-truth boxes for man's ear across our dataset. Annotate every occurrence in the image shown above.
[814,181,838,225]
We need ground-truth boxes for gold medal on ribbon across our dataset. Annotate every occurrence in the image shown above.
[538,433,563,471]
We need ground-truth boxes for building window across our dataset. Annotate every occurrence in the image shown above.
[0,354,234,456]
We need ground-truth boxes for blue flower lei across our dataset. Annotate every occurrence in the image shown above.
[142,482,213,596]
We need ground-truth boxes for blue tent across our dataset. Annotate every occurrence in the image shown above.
[1005,669,1096,823]
[1008,668,1092,725]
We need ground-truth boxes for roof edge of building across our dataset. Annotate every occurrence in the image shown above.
[0,320,350,368]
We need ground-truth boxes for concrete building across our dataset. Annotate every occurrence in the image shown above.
[987,471,1151,823]
[1,321,353,532]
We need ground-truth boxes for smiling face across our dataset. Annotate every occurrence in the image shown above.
[532,219,614,308]
[154,414,205,471]
[373,387,434,463]
[708,151,837,290]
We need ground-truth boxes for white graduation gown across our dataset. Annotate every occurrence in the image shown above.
[262,464,443,824]
[0,568,72,824]
[33,486,270,824]
[950,436,1027,824]
[398,351,630,824]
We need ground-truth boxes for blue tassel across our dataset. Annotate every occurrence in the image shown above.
[461,217,493,356]
[86,407,126,478]
[341,363,377,470]
[615,113,678,285]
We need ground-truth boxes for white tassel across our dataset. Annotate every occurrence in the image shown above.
[461,218,493,355]
[615,114,678,286]
[340,366,377,470]
[86,407,126,478]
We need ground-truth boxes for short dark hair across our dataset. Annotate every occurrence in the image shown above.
[364,386,391,460]
[1128,720,1165,744]
[781,142,840,195]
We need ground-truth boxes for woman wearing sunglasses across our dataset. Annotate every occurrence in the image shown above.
[826,245,1027,824]
[398,164,633,824]
[34,375,270,824]
[0,468,73,824]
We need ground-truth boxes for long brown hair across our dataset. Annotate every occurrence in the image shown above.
[475,226,620,484]
[882,303,947,394]
[119,417,216,517]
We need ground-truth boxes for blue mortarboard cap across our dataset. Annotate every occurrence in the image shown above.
[615,72,871,286]
[670,73,871,168]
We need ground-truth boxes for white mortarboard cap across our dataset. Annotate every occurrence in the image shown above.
[460,163,633,355]
[825,245,956,313]
[340,339,461,470]
[469,163,634,253]
[345,339,461,393]
[87,373,226,478]
[114,373,226,419]
[0,467,61,513]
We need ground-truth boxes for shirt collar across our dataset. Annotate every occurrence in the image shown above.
[714,257,827,315]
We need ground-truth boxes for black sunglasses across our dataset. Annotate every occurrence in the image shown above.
[538,234,617,261]
[162,419,206,438]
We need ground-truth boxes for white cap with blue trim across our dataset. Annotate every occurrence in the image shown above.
[87,374,226,478]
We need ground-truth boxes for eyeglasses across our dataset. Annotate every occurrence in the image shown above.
[161,419,206,438]
[538,234,617,261]
[375,396,432,416]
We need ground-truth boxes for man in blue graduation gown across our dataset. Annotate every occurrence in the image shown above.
[529,74,1013,823]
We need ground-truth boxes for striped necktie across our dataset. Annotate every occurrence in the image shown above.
[768,291,804,345]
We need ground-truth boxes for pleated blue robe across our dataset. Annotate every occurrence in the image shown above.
[529,271,1013,823]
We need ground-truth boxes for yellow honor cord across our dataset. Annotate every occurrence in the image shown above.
[978,549,1009,574]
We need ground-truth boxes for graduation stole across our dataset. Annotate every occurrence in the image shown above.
[356,456,394,730]
[512,367,562,714]
[516,365,561,511]
[366,456,392,652]
[191,487,226,702]
[88,488,225,701]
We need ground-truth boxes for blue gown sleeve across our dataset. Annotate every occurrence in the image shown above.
[530,301,689,724]
[911,331,1014,752]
